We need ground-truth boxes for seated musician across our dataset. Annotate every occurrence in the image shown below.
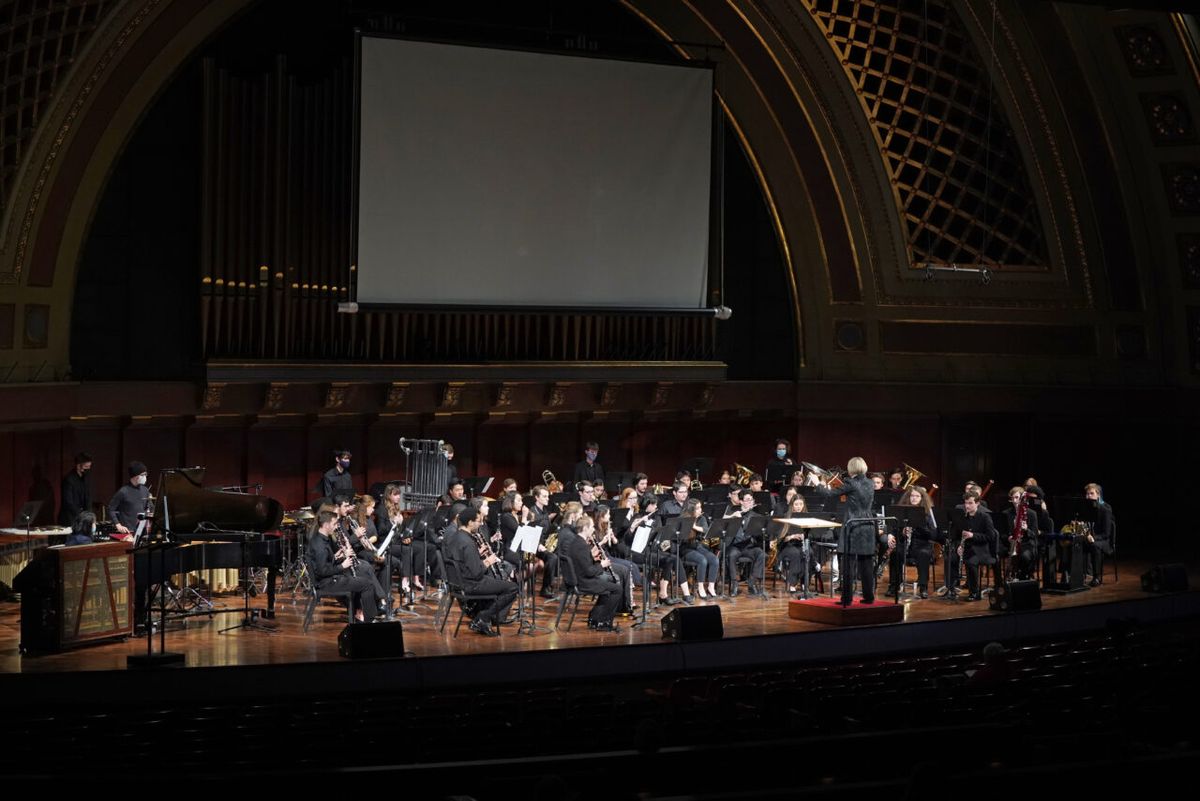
[65,511,98,546]
[887,469,905,492]
[376,483,422,595]
[951,493,997,602]
[747,473,765,493]
[577,480,599,516]
[723,489,767,597]
[620,494,659,570]
[775,494,819,595]
[657,481,688,523]
[1082,483,1114,587]
[595,506,638,612]
[633,473,651,505]
[716,469,733,486]
[869,472,886,491]
[651,495,695,606]
[678,497,719,600]
[500,477,518,495]
[888,486,937,599]
[998,486,1039,583]
[773,485,798,517]
[558,504,624,631]
[500,490,558,598]
[962,481,991,512]
[444,506,517,637]
[308,509,386,622]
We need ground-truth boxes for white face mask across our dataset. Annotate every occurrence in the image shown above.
[136,475,147,486]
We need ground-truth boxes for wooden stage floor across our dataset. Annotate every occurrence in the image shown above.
[4,557,1196,676]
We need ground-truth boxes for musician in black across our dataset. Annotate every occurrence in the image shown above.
[764,438,795,488]
[573,442,605,487]
[308,510,385,622]
[998,486,1039,583]
[815,457,892,606]
[444,507,517,637]
[319,449,354,499]
[950,493,997,601]
[677,498,718,600]
[888,486,938,599]
[558,507,623,631]
[577,480,599,516]
[723,489,767,597]
[59,452,92,526]
[1082,483,1114,586]
[500,490,557,597]
[887,469,905,492]
[775,494,819,595]
[657,481,688,523]
[107,461,150,540]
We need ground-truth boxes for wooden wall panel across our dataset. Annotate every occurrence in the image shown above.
[247,425,307,511]
[475,424,529,491]
[12,428,64,525]
[121,423,186,489]
[364,420,409,492]
[529,420,577,488]
[185,425,246,491]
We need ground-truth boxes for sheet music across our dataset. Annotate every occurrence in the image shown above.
[511,524,542,555]
[374,524,398,558]
[631,525,652,554]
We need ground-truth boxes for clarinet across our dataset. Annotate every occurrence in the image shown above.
[469,526,507,580]
[585,529,620,583]
[335,522,358,578]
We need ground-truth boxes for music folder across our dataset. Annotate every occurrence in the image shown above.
[631,525,653,554]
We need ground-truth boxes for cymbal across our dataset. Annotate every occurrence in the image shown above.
[772,517,841,528]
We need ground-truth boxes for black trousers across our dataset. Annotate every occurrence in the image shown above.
[889,545,932,591]
[726,545,765,588]
[319,566,383,616]
[778,543,816,588]
[840,553,876,605]
[966,559,994,596]
[577,573,622,625]
[465,576,518,626]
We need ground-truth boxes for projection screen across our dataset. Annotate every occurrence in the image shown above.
[354,35,714,309]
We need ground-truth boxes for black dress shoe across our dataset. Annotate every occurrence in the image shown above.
[682,594,696,605]
[589,621,621,632]
[729,584,740,597]
[918,588,929,599]
[1088,578,1101,587]
[539,588,556,598]
[469,619,499,637]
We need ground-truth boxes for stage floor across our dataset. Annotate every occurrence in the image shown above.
[3,557,1193,675]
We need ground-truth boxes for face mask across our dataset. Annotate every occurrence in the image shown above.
[586,450,597,461]
[136,475,147,486]
[339,459,350,469]
[776,449,787,459]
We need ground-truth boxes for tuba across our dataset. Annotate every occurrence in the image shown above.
[733,463,754,487]
[900,463,926,491]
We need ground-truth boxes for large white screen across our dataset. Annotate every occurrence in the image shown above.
[356,36,713,308]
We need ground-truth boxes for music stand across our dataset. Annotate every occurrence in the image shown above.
[604,471,639,497]
[764,464,798,491]
[680,457,714,487]
[462,476,493,498]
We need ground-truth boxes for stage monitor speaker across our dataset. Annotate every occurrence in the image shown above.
[988,579,1041,612]
[1140,564,1189,594]
[338,621,406,659]
[661,605,723,641]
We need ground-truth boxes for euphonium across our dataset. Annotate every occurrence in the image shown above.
[901,463,927,491]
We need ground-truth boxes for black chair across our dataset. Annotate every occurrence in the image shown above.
[553,557,600,631]
[301,555,355,633]
[440,556,506,638]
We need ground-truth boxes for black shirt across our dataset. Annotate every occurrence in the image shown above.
[319,466,354,499]
[573,460,605,487]
[108,483,150,529]
[60,469,91,526]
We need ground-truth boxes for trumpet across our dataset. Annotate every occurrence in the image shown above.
[690,479,703,492]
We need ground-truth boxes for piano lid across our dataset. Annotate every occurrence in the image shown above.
[157,468,283,534]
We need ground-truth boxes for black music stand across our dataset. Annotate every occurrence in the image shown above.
[605,471,639,497]
[764,464,798,491]
[218,530,278,635]
[657,517,687,608]
[462,476,493,498]
[127,512,185,668]
[680,457,714,487]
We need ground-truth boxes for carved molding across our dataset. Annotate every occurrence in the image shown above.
[201,382,225,411]
[441,382,465,409]
[324,383,350,410]
[384,382,408,409]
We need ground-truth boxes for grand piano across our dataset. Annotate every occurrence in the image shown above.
[134,468,284,617]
